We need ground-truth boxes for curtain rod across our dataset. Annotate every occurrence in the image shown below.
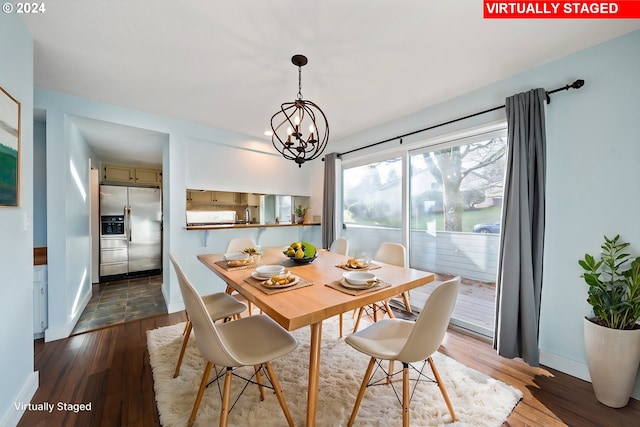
[336,79,585,158]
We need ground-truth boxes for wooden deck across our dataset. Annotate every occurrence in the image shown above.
[394,274,496,337]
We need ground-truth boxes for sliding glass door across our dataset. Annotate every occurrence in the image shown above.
[340,126,507,337]
[408,129,506,336]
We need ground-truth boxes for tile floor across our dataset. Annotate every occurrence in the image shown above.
[71,274,167,335]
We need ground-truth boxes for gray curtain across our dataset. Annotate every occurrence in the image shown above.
[322,153,340,249]
[494,88,547,366]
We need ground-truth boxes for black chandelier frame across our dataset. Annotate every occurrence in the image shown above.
[270,54,329,168]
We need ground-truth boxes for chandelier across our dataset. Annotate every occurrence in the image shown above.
[270,54,329,167]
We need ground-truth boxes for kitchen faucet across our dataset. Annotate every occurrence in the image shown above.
[245,208,251,224]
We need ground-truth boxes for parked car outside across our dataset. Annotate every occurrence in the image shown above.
[472,222,500,234]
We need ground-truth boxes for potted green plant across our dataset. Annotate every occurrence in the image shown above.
[578,235,640,407]
[294,204,308,224]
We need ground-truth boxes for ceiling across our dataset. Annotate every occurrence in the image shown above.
[22,1,640,166]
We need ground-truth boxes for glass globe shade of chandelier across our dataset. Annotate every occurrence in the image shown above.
[270,54,329,168]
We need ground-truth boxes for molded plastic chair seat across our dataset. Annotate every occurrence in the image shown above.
[346,318,414,359]
[214,315,298,366]
[346,277,461,427]
[174,284,246,378]
[170,254,297,427]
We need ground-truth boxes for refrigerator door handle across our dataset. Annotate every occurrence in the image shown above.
[125,206,132,242]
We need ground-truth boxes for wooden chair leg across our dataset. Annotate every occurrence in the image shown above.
[264,361,295,427]
[348,357,376,427]
[387,360,395,384]
[401,291,412,313]
[182,315,190,334]
[353,306,365,333]
[220,367,233,427]
[174,321,193,377]
[427,356,457,422]
[339,313,343,338]
[254,365,265,401]
[402,363,410,427]
[384,300,395,318]
[188,361,212,427]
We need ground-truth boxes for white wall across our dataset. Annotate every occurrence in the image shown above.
[0,13,36,427]
[334,30,640,398]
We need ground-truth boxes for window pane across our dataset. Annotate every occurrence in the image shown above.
[343,157,402,258]
[409,134,506,337]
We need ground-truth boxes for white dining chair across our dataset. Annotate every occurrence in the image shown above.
[346,276,461,427]
[375,242,412,312]
[225,237,258,314]
[170,254,297,427]
[225,237,257,253]
[330,237,349,255]
[330,237,351,337]
[170,256,247,378]
[352,242,411,334]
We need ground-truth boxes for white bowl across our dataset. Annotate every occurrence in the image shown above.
[343,271,377,285]
[224,253,250,261]
[255,264,285,278]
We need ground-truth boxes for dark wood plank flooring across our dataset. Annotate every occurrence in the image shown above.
[18,311,640,427]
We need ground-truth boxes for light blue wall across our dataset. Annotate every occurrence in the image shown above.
[34,88,322,331]
[0,13,36,427]
[335,30,640,397]
[33,121,46,247]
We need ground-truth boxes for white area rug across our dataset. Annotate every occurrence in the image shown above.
[147,316,522,426]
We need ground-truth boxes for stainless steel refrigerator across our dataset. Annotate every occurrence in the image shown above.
[99,185,162,279]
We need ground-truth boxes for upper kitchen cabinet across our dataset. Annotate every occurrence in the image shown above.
[135,168,162,186]
[213,191,236,205]
[186,190,241,207]
[239,193,260,207]
[102,163,162,187]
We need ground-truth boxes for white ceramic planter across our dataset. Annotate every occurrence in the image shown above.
[583,317,640,408]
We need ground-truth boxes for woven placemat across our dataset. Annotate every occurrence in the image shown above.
[215,259,258,271]
[243,275,315,295]
[335,263,382,271]
[324,280,391,296]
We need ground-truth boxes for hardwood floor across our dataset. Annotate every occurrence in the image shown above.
[18,311,640,427]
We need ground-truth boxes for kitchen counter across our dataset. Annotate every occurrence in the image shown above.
[185,222,320,230]
[34,247,47,265]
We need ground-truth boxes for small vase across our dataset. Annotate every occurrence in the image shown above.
[296,215,304,224]
[583,317,640,407]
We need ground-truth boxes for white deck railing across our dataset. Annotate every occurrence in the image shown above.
[343,225,499,283]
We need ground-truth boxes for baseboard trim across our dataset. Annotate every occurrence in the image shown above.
[44,288,92,342]
[539,349,590,381]
[540,349,640,400]
[0,371,38,427]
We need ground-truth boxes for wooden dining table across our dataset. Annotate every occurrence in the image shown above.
[198,246,435,427]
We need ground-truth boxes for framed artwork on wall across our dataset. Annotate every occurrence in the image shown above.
[0,85,20,207]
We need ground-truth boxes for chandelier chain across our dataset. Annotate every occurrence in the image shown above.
[297,65,303,100]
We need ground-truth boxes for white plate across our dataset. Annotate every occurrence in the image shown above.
[341,278,377,290]
[262,275,300,289]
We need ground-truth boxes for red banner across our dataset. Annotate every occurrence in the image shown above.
[484,1,640,18]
